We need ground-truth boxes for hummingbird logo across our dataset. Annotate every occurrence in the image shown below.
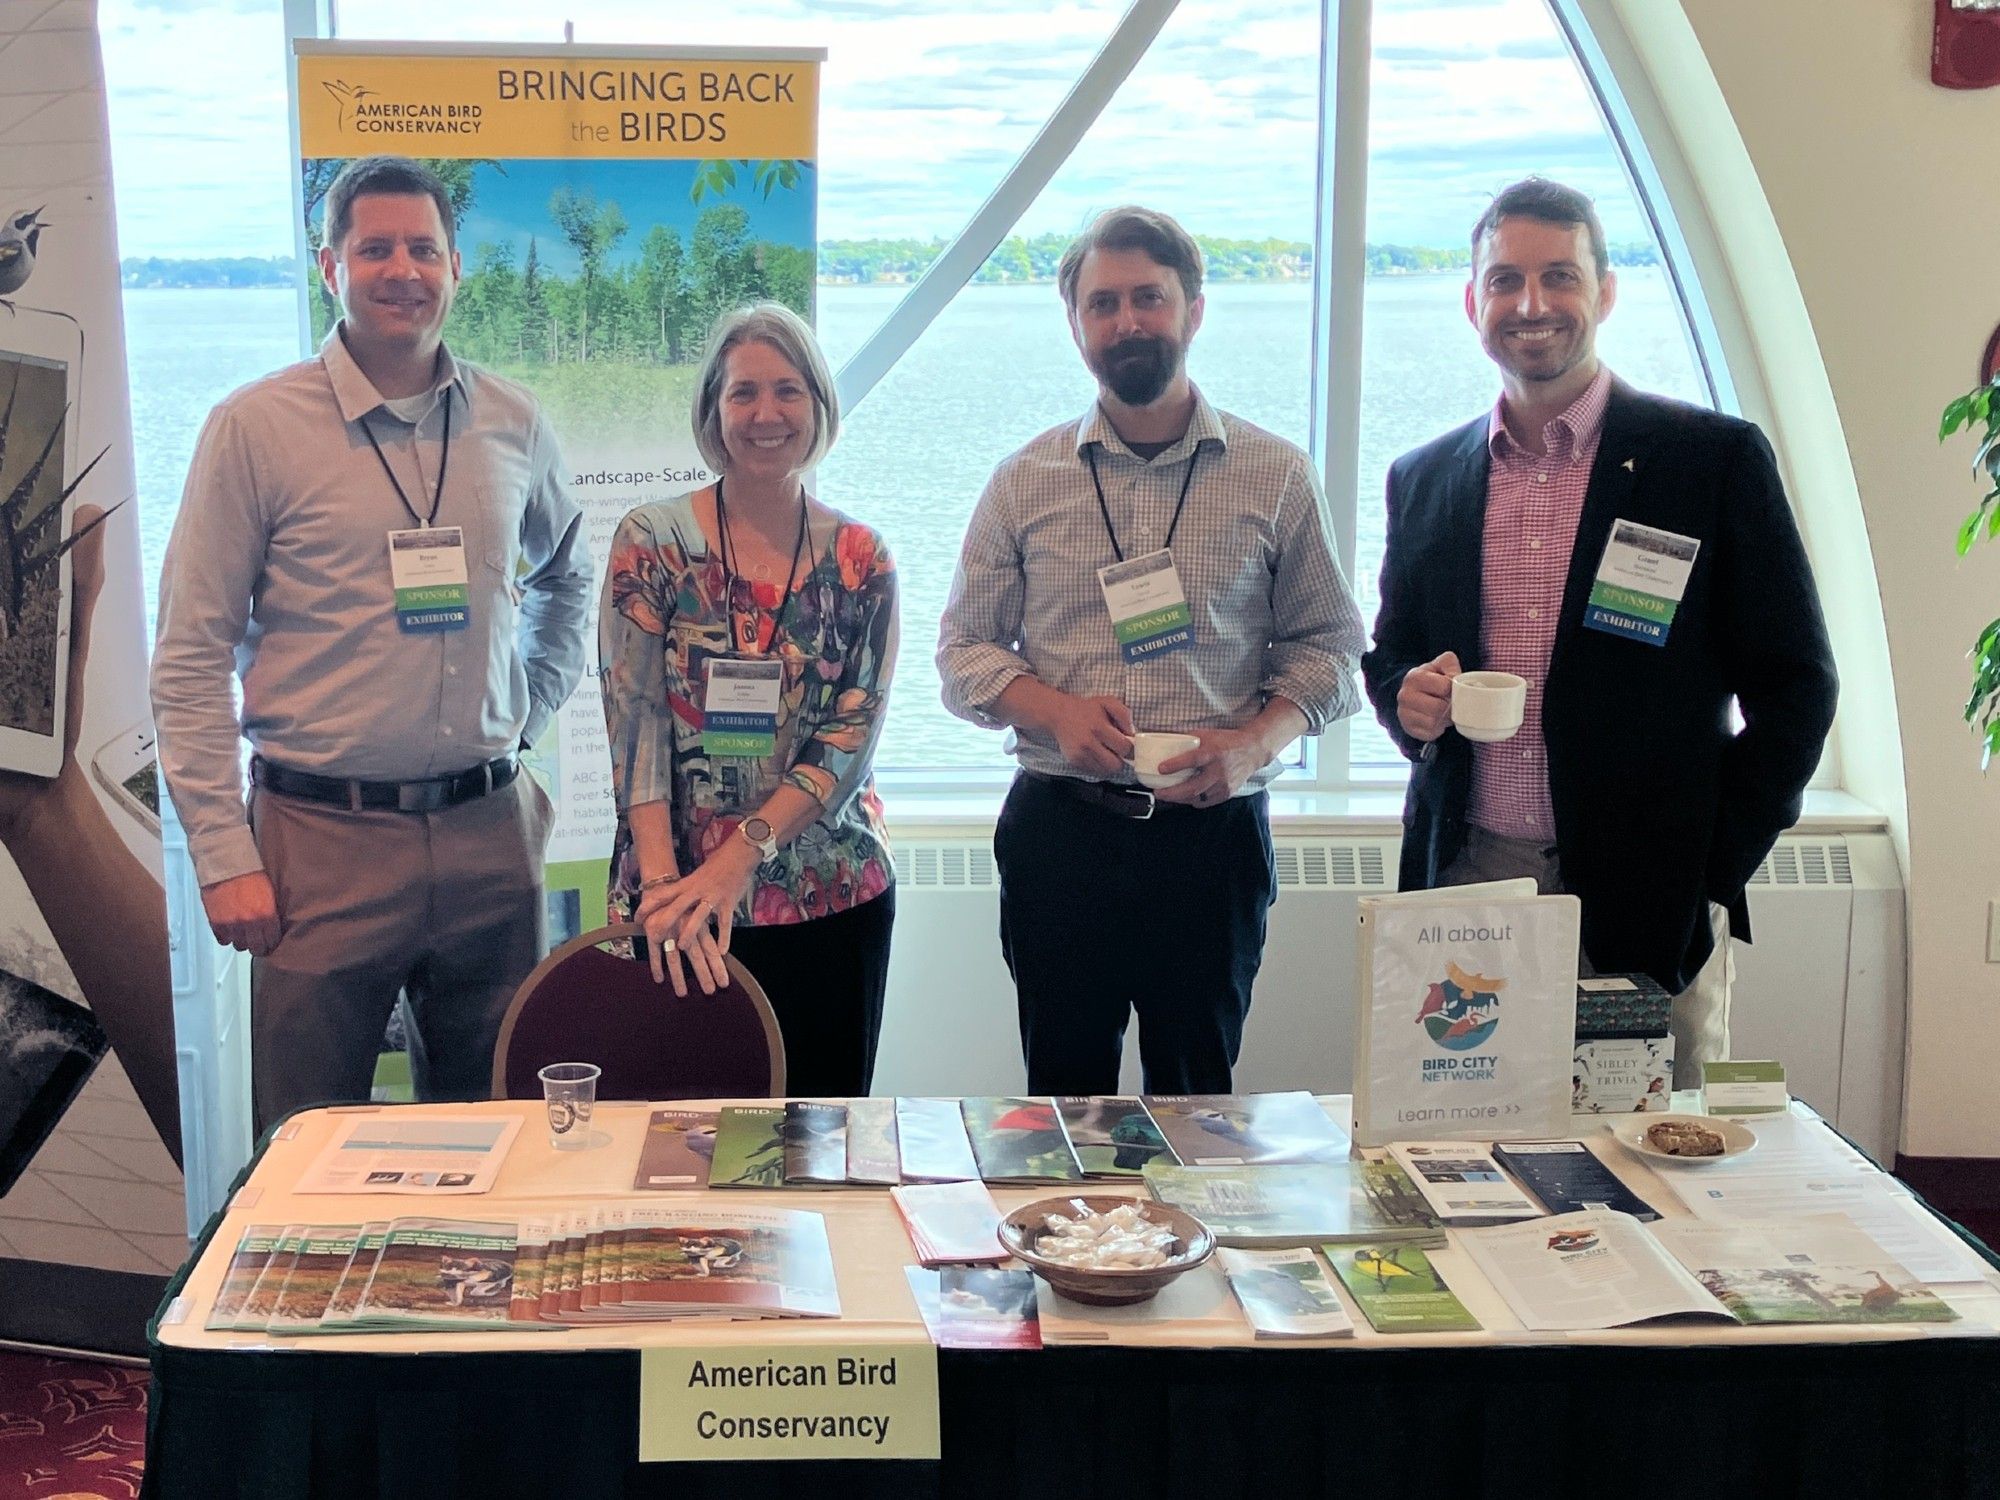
[323,78,378,131]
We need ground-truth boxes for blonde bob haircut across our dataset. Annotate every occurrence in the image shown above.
[691,302,841,475]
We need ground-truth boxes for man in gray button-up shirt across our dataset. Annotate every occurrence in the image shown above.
[151,156,590,1127]
[938,205,1364,1096]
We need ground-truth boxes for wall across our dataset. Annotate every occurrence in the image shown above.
[1652,0,1999,1156]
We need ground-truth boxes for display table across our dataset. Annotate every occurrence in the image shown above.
[144,1100,2000,1499]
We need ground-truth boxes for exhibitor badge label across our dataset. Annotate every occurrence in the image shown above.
[638,1343,940,1463]
[703,658,784,757]
[1582,520,1699,646]
[387,526,469,633]
[1098,548,1195,662]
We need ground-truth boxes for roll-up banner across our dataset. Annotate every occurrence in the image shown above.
[294,41,823,940]
[0,0,186,1286]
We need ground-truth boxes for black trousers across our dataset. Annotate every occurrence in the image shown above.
[994,775,1276,1096]
[729,888,895,1097]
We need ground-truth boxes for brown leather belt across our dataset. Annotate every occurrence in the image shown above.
[1019,769,1156,820]
[252,754,519,813]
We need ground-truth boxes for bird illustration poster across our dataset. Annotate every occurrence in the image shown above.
[1352,886,1580,1146]
[293,42,822,945]
[0,4,185,1298]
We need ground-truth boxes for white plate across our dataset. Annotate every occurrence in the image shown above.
[1607,1113,1758,1164]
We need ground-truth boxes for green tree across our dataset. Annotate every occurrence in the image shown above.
[689,202,757,334]
[637,225,689,363]
[520,235,550,364]
[548,186,629,361]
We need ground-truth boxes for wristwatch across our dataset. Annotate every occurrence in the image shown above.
[739,816,779,861]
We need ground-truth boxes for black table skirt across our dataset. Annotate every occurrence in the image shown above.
[145,1113,2000,1500]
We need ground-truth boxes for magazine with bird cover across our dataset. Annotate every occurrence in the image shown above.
[1324,1243,1481,1333]
[1647,1218,1959,1326]
[1354,884,1580,1146]
[1142,1092,1349,1167]
[613,1204,839,1319]
[894,1097,979,1183]
[709,1106,788,1189]
[844,1097,901,1184]
[783,1101,850,1187]
[1141,1160,1444,1249]
[352,1218,521,1330]
[1056,1096,1170,1177]
[632,1109,719,1189]
[1217,1247,1355,1339]
[203,1223,291,1331]
[959,1097,1084,1183]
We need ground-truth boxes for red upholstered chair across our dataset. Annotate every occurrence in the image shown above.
[490,923,787,1101]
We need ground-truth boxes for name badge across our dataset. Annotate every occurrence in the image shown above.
[1097,548,1195,663]
[387,526,469,633]
[704,658,784,757]
[1583,519,1700,647]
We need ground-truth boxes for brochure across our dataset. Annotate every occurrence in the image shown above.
[708,1106,789,1189]
[891,1179,1009,1266]
[960,1097,1084,1183]
[1141,1160,1444,1249]
[1055,1096,1170,1177]
[204,1223,290,1332]
[782,1102,850,1187]
[509,1217,556,1324]
[1491,1141,1661,1221]
[1325,1242,1481,1333]
[895,1097,980,1182]
[844,1097,902,1185]
[1354,883,1579,1146]
[352,1217,521,1330]
[614,1204,840,1319]
[1649,1218,1958,1326]
[631,1109,719,1190]
[1458,1210,1730,1331]
[1218,1247,1355,1339]
[295,1114,522,1195]
[938,1265,1044,1349]
[314,1221,391,1335]
[1388,1141,1544,1223]
[1143,1092,1349,1167]
[238,1224,307,1332]
[267,1224,361,1333]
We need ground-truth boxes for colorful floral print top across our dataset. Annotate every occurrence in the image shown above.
[600,493,897,927]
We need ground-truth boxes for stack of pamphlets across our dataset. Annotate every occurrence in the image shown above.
[1143,1093,1349,1166]
[844,1098,901,1185]
[1490,1141,1660,1220]
[1387,1141,1543,1224]
[207,1206,842,1333]
[905,1265,1043,1349]
[894,1098,981,1182]
[1217,1247,1355,1338]
[1459,1209,1957,1331]
[1324,1242,1482,1332]
[1141,1159,1444,1249]
[889,1180,1009,1266]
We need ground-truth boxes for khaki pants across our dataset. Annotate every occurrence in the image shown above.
[248,774,554,1131]
[1438,825,1732,1090]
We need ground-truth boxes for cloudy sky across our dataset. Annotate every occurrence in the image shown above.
[100,0,1653,259]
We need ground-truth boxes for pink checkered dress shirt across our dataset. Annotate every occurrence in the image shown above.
[1468,367,1613,842]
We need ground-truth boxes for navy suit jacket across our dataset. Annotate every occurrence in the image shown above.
[1360,379,1838,992]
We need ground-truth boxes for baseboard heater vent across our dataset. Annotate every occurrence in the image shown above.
[1749,839,1853,887]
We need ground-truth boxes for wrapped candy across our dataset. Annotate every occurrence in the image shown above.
[1031,1202,1179,1269]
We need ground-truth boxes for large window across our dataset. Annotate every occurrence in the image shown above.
[104,0,1718,790]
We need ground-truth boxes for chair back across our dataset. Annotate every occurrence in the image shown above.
[490,923,787,1101]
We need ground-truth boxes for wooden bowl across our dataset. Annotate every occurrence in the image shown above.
[998,1194,1215,1306]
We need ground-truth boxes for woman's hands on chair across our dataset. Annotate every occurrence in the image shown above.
[636,840,760,997]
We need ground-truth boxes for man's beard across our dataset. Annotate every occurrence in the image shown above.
[1092,334,1180,406]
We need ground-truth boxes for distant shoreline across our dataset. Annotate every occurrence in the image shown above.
[122,268,1504,293]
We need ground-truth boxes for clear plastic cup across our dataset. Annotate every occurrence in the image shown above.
[538,1062,600,1151]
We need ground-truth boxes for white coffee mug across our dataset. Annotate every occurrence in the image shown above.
[1450,671,1527,742]
[1130,731,1201,788]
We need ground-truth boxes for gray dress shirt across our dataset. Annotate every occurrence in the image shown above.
[151,327,591,887]
[937,388,1365,789]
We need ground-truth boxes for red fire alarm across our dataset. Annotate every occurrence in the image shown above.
[1935,0,2000,88]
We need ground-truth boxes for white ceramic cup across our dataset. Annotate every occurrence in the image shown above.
[1130,731,1202,788]
[1450,671,1527,742]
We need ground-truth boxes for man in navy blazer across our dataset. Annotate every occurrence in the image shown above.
[1360,178,1836,1084]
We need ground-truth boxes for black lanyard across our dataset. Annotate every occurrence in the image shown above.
[1087,441,1200,563]
[714,475,810,655]
[360,385,453,529]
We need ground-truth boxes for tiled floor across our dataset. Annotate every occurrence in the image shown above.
[0,1053,190,1275]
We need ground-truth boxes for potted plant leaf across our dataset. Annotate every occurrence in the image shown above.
[1939,375,2000,765]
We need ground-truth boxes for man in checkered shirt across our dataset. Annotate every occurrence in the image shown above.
[1361,178,1836,1085]
[938,205,1366,1096]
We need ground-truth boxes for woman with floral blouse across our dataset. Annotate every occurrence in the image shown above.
[600,303,898,1095]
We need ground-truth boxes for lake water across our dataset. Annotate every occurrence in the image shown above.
[123,272,1705,771]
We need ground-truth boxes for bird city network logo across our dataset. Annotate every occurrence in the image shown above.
[1413,960,1505,1052]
